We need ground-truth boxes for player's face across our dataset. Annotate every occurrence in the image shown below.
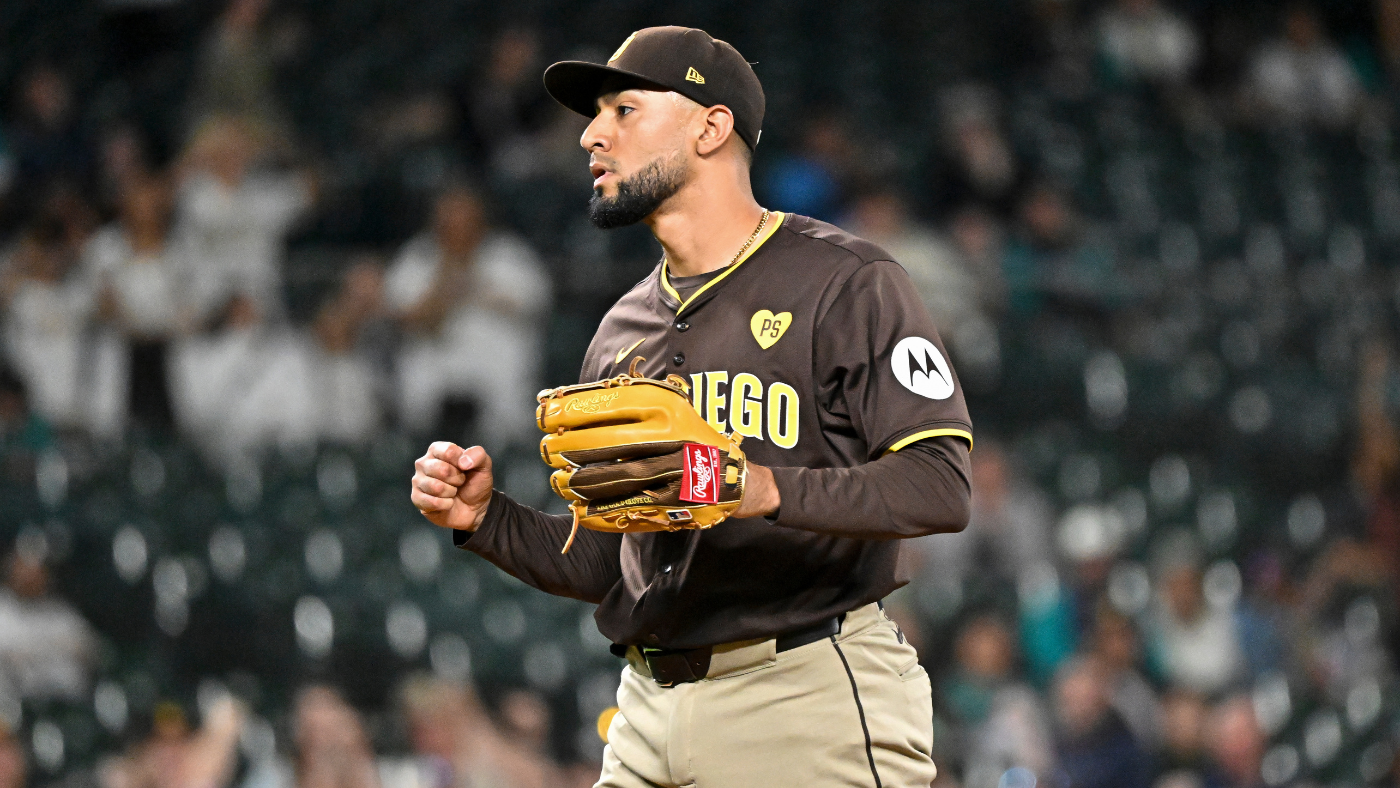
[583,87,693,196]
[582,87,694,228]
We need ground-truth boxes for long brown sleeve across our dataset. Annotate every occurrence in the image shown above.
[766,435,971,539]
[452,492,623,604]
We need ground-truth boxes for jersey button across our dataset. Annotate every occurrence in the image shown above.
[672,353,685,366]
[661,564,673,574]
[675,321,690,332]
[647,634,660,644]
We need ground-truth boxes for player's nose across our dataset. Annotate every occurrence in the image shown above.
[580,113,612,152]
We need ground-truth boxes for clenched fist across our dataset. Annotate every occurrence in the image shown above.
[410,442,494,531]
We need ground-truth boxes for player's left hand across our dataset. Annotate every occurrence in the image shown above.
[733,462,780,519]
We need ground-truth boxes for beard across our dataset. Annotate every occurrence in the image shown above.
[588,154,688,229]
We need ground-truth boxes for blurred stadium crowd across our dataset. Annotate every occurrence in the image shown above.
[0,0,1398,786]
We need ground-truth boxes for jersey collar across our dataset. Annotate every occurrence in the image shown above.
[659,211,785,316]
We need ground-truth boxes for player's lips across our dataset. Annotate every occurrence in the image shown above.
[588,160,616,188]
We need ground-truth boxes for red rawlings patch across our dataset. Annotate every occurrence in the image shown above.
[680,443,721,504]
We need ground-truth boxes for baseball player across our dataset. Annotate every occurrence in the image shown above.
[410,26,973,788]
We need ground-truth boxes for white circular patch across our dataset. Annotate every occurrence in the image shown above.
[891,336,955,400]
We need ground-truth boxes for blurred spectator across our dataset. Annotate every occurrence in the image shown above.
[1028,0,1098,97]
[1097,0,1200,86]
[84,176,192,434]
[940,615,1055,783]
[498,689,552,757]
[948,208,1009,338]
[309,257,388,444]
[174,116,311,322]
[0,546,97,702]
[42,185,100,252]
[0,214,97,431]
[170,293,316,463]
[461,28,553,179]
[1243,3,1362,128]
[1089,606,1163,749]
[845,190,989,343]
[97,124,157,214]
[1353,340,1400,654]
[292,686,380,788]
[1002,184,1115,315]
[1202,696,1264,788]
[0,364,53,474]
[913,439,1054,592]
[1158,691,1210,775]
[174,256,385,459]
[0,723,23,788]
[930,86,1024,220]
[100,696,245,788]
[386,185,550,446]
[188,0,294,144]
[1232,552,1292,678]
[1296,540,1393,695]
[399,674,560,788]
[1050,655,1154,788]
[1145,537,1245,696]
[7,65,92,206]
[762,114,851,221]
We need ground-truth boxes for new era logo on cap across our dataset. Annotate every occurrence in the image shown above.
[685,67,705,84]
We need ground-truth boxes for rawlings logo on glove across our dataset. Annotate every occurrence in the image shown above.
[682,444,720,504]
[564,391,622,414]
[536,358,748,552]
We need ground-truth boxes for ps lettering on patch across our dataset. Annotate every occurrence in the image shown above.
[750,310,791,350]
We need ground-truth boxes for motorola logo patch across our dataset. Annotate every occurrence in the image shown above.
[891,337,955,400]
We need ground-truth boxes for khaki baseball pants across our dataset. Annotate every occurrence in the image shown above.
[595,603,937,788]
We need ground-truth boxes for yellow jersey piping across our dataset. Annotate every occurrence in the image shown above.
[883,428,973,455]
[661,211,786,315]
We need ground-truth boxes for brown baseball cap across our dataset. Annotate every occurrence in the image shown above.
[543,26,765,149]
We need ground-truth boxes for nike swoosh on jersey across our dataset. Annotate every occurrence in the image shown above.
[614,338,645,365]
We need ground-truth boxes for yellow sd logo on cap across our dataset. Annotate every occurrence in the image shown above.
[609,32,638,62]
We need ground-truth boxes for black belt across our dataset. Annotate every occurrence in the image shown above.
[633,615,845,687]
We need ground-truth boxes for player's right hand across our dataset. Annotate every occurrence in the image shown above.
[411,442,493,531]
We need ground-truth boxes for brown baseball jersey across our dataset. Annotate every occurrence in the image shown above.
[455,211,973,648]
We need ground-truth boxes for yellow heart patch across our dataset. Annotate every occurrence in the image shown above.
[750,310,792,350]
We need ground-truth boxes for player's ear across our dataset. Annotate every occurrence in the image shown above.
[695,105,736,157]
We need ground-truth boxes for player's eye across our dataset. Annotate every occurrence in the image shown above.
[618,105,635,116]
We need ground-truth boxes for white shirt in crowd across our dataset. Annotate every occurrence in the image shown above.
[76,224,198,436]
[0,588,96,702]
[172,327,310,458]
[1150,597,1245,695]
[175,171,310,320]
[2,272,95,430]
[82,224,193,339]
[385,231,551,445]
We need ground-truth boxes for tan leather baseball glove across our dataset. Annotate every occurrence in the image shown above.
[536,358,747,552]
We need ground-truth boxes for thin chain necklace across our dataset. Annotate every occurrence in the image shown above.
[666,209,770,275]
[727,208,770,267]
